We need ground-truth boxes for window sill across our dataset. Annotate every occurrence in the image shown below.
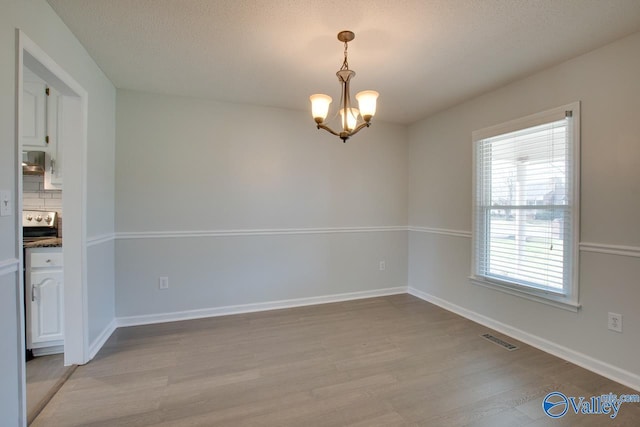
[469,276,581,312]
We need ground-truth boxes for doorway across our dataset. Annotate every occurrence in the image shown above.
[16,30,89,425]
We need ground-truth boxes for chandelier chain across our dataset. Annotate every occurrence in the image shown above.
[341,41,349,71]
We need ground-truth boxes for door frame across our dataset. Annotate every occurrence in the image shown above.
[16,29,89,424]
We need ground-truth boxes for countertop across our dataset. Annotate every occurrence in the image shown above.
[24,238,63,248]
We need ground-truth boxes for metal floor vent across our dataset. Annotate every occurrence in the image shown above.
[481,333,519,351]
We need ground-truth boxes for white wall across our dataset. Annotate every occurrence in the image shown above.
[115,90,408,319]
[84,54,116,347]
[0,273,20,426]
[87,240,115,345]
[0,1,115,423]
[408,32,640,386]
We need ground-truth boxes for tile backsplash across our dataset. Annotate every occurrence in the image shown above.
[23,175,62,212]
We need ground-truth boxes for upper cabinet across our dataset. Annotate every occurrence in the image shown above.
[22,75,48,149]
[23,67,63,189]
[44,88,63,189]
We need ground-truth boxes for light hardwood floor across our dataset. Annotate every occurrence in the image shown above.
[33,295,639,426]
[26,353,76,425]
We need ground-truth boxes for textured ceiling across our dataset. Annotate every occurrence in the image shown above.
[47,0,640,124]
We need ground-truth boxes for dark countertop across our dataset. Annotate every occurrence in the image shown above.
[24,238,63,248]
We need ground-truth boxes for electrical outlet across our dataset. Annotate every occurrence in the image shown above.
[159,276,169,290]
[379,261,386,271]
[608,312,622,333]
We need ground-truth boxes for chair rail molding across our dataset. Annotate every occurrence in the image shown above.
[87,233,116,247]
[579,242,640,258]
[409,226,640,260]
[115,225,408,240]
[0,258,19,277]
[409,226,472,238]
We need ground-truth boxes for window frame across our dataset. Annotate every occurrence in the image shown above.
[470,102,581,312]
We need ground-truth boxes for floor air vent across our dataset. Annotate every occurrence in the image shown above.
[481,333,519,351]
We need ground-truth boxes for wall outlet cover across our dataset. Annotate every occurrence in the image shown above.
[0,190,11,216]
[608,312,622,333]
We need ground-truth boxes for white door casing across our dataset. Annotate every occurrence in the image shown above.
[16,29,89,427]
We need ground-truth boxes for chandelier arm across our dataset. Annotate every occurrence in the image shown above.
[346,122,371,137]
[316,123,341,137]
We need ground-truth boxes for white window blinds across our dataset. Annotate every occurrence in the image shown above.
[473,106,578,296]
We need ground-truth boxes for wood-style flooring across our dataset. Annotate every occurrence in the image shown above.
[32,295,640,426]
[26,353,76,425]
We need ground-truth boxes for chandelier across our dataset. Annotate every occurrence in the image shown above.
[310,31,379,143]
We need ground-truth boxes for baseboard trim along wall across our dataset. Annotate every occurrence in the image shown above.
[407,287,640,392]
[90,284,639,393]
[117,286,408,327]
[89,318,117,360]
[116,226,408,240]
[0,258,19,277]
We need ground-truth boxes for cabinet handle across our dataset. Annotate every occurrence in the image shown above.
[31,286,36,302]
[51,158,55,175]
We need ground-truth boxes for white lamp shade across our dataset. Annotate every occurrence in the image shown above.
[355,90,379,119]
[339,108,360,131]
[310,94,332,122]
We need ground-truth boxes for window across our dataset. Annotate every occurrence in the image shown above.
[471,103,580,311]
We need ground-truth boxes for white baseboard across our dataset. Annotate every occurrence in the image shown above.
[88,318,117,360]
[408,287,640,392]
[32,345,64,357]
[117,286,408,328]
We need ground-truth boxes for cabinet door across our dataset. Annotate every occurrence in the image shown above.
[44,91,63,189]
[22,81,48,149]
[29,271,64,345]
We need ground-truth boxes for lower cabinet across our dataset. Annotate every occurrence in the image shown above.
[26,247,64,355]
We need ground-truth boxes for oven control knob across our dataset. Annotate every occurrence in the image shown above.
[26,215,33,221]
[45,215,52,224]
[35,215,43,222]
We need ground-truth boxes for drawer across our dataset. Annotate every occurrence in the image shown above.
[30,251,63,268]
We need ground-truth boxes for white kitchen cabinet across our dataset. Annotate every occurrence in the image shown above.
[21,78,48,149]
[44,89,63,190]
[23,67,64,189]
[26,247,64,355]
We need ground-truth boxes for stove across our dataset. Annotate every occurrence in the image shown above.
[23,210,59,243]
